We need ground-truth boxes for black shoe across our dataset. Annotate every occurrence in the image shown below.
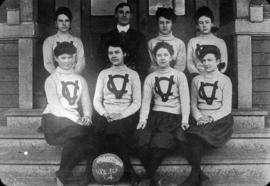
[149,177,163,186]
[78,176,92,186]
[36,125,43,133]
[55,170,71,185]
[200,170,209,182]
[140,177,151,185]
[180,179,202,186]
[180,171,202,186]
[129,172,140,186]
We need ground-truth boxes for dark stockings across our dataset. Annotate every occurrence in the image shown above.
[137,145,151,172]
[105,135,139,184]
[190,136,203,174]
[79,152,99,186]
[138,146,169,179]
[147,148,168,178]
[183,135,204,186]
[58,136,99,184]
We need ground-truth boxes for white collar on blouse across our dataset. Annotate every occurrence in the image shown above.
[56,67,75,74]
[158,32,174,41]
[117,24,130,33]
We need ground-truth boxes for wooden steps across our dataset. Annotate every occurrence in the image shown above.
[0,132,270,165]
[2,107,269,185]
[0,126,270,186]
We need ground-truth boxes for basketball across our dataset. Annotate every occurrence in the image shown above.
[92,153,124,184]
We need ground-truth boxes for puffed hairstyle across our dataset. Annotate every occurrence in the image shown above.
[54,7,72,21]
[54,41,76,57]
[156,7,176,23]
[114,2,132,14]
[198,45,221,61]
[153,42,174,57]
[194,6,214,23]
[107,37,127,54]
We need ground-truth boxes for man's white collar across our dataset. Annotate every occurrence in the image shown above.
[117,24,130,32]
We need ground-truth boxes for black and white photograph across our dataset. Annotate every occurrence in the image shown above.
[0,0,270,186]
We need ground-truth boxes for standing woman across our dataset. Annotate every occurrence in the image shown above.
[187,6,227,77]
[148,7,186,73]
[43,7,85,74]
[181,45,233,186]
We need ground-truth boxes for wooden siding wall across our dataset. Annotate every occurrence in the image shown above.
[252,37,270,126]
[0,40,19,125]
[0,1,20,125]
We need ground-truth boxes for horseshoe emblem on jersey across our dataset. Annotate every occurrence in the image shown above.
[154,75,174,102]
[107,74,129,99]
[198,81,218,105]
[61,80,79,105]
[195,44,216,59]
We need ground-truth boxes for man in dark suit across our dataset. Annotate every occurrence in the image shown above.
[97,2,150,80]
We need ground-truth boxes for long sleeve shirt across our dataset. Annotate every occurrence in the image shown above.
[43,67,92,123]
[148,32,186,73]
[140,67,190,124]
[93,65,141,119]
[187,33,228,74]
[191,71,232,121]
[43,32,85,74]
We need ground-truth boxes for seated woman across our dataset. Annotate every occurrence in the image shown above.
[41,41,99,186]
[182,45,233,186]
[136,42,190,186]
[93,39,141,186]
[148,7,186,73]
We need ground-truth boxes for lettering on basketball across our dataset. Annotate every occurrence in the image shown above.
[198,81,218,105]
[95,155,123,167]
[95,168,118,180]
[61,80,79,105]
[107,74,129,99]
[154,75,175,102]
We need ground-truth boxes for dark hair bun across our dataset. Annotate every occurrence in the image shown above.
[156,7,176,22]
[54,7,72,21]
[195,44,220,60]
[107,37,127,53]
[194,6,214,22]
[54,41,76,57]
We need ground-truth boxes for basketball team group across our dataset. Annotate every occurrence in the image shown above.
[41,2,233,186]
